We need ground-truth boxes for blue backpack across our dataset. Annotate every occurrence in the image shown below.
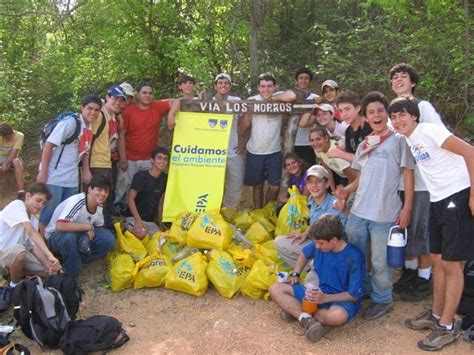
[40,111,81,169]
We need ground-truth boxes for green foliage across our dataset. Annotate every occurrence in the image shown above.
[0,0,472,163]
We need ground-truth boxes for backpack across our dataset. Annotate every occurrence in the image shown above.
[44,274,84,320]
[59,315,129,354]
[12,276,70,348]
[459,260,474,330]
[40,111,81,169]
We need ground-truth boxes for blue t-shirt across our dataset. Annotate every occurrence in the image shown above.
[302,242,366,300]
[308,194,347,226]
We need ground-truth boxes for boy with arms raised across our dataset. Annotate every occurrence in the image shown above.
[45,176,116,277]
[167,74,197,129]
[275,165,347,268]
[0,183,61,288]
[239,73,283,209]
[270,214,365,343]
[126,147,169,239]
[335,92,415,320]
[389,97,474,351]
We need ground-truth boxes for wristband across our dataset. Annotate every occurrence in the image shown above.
[290,271,300,278]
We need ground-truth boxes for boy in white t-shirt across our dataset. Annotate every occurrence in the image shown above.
[239,73,283,209]
[45,176,116,277]
[389,97,474,351]
[0,183,61,288]
[37,95,102,234]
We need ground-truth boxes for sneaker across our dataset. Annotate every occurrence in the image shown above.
[417,323,460,351]
[364,302,393,320]
[280,310,296,322]
[393,268,417,294]
[400,277,432,302]
[405,309,437,330]
[301,317,330,342]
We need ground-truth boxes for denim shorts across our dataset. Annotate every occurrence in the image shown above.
[244,151,282,186]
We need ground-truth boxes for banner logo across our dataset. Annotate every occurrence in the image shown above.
[219,119,228,129]
[208,119,218,128]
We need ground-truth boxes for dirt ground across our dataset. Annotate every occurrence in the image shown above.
[1,180,472,354]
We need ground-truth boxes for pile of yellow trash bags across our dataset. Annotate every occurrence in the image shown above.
[107,189,310,300]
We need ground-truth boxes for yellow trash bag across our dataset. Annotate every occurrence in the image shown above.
[262,201,278,225]
[245,222,271,245]
[187,210,233,251]
[221,207,237,223]
[168,212,197,245]
[240,258,278,299]
[110,253,136,292]
[250,210,275,235]
[106,249,121,267]
[255,240,291,271]
[133,254,171,289]
[232,210,256,232]
[275,186,309,236]
[144,231,169,256]
[160,238,187,260]
[165,252,208,296]
[206,250,249,299]
[114,222,147,261]
[227,243,257,268]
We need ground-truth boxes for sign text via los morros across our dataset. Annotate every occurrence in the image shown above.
[180,99,317,114]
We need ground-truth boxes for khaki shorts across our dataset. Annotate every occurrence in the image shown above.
[0,244,46,276]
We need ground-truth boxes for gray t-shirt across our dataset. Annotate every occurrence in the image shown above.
[351,133,415,223]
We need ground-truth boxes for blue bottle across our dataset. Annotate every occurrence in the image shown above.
[387,226,407,268]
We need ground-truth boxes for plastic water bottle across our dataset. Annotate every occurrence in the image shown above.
[171,246,198,263]
[301,271,320,314]
[230,225,252,249]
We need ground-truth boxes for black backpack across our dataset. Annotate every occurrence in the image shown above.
[59,315,129,354]
[12,276,70,347]
[44,274,84,320]
[40,111,81,169]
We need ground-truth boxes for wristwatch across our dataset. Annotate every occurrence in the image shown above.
[290,271,300,278]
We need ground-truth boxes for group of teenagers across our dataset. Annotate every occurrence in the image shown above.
[0,62,473,351]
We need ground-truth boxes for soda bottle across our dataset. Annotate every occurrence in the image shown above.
[230,225,252,249]
[301,271,320,314]
[171,246,198,263]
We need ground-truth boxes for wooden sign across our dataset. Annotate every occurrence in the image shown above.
[180,99,317,114]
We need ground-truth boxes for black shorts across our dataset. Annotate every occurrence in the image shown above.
[429,188,474,261]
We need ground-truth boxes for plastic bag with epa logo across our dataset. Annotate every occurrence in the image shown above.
[187,210,233,251]
[226,243,257,268]
[144,231,169,256]
[275,186,309,236]
[109,253,136,292]
[168,212,197,245]
[255,240,291,272]
[114,222,147,261]
[206,250,250,299]
[165,252,208,296]
[240,258,278,299]
[133,254,171,289]
[232,210,256,232]
[245,221,271,245]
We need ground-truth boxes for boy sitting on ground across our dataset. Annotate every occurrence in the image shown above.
[270,214,366,343]
[45,176,116,278]
[0,123,25,200]
[0,183,61,288]
[125,147,169,239]
[274,165,347,269]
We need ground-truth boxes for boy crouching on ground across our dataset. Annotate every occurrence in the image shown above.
[0,183,61,287]
[270,214,366,342]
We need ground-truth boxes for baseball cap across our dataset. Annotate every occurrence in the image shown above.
[119,82,135,97]
[108,85,127,99]
[321,79,339,90]
[214,73,232,83]
[306,165,329,180]
[315,103,335,114]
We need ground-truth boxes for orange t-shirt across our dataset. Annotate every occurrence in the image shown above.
[123,100,170,160]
